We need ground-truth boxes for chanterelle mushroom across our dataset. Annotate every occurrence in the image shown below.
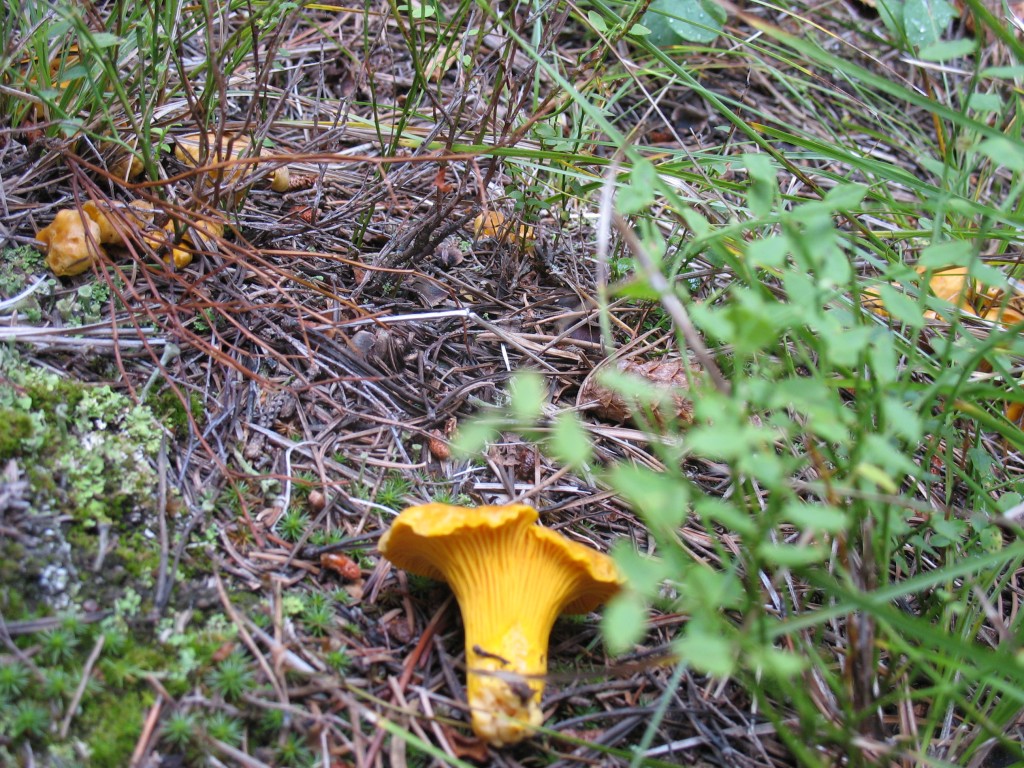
[378,503,622,747]
[36,208,105,277]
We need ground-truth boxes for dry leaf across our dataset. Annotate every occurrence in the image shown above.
[433,165,453,194]
[442,725,490,762]
[580,356,700,425]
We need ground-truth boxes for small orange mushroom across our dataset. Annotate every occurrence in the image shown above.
[36,209,105,277]
[378,503,622,747]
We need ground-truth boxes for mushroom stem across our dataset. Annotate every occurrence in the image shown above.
[448,535,573,745]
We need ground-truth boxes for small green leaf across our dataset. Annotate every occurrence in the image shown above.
[602,593,648,655]
[855,462,899,493]
[611,542,671,596]
[783,502,849,534]
[976,137,1024,172]
[903,0,955,47]
[452,415,500,456]
[882,395,923,442]
[877,284,924,328]
[617,159,657,214]
[608,464,689,529]
[680,207,711,237]
[824,325,873,369]
[642,0,725,46]
[587,10,608,33]
[612,277,660,301]
[822,182,868,210]
[675,625,735,676]
[695,497,757,537]
[747,234,790,269]
[981,65,1024,79]
[509,371,546,423]
[918,240,973,269]
[757,542,828,567]
[742,153,776,217]
[89,32,123,49]
[549,410,592,468]
[918,38,976,61]
[748,646,807,678]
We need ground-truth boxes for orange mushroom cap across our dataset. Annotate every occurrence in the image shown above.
[36,209,105,277]
[378,502,622,747]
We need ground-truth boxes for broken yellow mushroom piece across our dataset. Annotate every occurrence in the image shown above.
[143,222,192,269]
[862,266,978,320]
[378,503,622,747]
[36,209,105,277]
[270,166,291,193]
[110,152,144,181]
[184,215,226,253]
[82,200,154,245]
[473,210,507,239]
[173,132,252,186]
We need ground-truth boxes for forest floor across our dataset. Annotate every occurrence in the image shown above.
[3,1,1024,766]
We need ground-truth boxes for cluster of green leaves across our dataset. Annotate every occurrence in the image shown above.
[453,2,1024,764]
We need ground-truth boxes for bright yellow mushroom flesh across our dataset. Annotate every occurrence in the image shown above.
[378,503,622,747]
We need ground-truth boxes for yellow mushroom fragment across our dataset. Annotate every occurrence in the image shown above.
[36,209,105,277]
[378,503,622,747]
[83,200,154,245]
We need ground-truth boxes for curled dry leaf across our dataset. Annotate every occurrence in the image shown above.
[579,355,700,425]
[36,209,104,277]
[320,552,361,581]
[441,725,490,762]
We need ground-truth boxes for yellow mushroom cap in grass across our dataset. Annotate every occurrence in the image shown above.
[378,503,622,747]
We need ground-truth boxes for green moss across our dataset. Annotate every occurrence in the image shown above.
[145,385,206,438]
[79,689,152,767]
[0,408,34,459]
[0,348,161,524]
